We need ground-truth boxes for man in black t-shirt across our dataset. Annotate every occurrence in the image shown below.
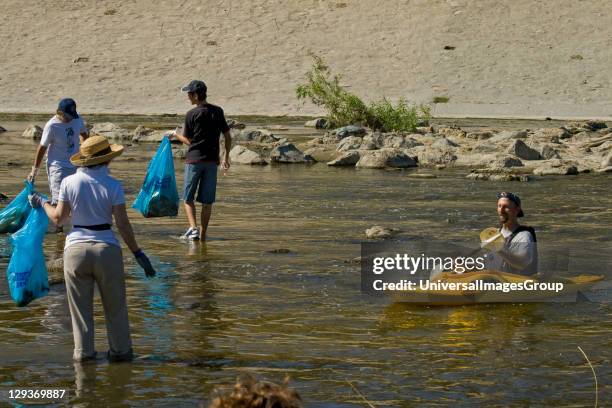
[171,80,232,241]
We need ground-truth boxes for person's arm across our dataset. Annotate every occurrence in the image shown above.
[172,131,191,146]
[80,119,89,141]
[42,200,71,226]
[221,130,231,170]
[113,203,156,277]
[497,236,534,270]
[28,145,48,182]
[113,204,139,252]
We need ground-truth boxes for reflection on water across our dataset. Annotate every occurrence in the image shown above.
[0,122,611,406]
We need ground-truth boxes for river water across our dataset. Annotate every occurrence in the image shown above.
[0,119,611,407]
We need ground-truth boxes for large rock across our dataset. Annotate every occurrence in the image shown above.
[488,130,528,144]
[417,148,458,166]
[601,152,612,168]
[303,146,336,163]
[533,161,578,176]
[466,131,493,140]
[336,136,363,151]
[327,151,361,166]
[356,149,417,168]
[22,124,43,139]
[491,155,524,168]
[365,226,399,239]
[467,172,530,182]
[431,137,459,149]
[437,127,466,139]
[91,122,132,141]
[305,118,330,129]
[382,135,422,149]
[531,128,570,142]
[132,126,171,143]
[227,119,246,130]
[236,129,280,144]
[229,145,267,165]
[507,140,542,160]
[332,125,367,139]
[471,143,497,154]
[361,132,384,149]
[540,144,562,159]
[270,143,314,163]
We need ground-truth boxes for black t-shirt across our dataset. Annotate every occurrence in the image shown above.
[183,103,230,164]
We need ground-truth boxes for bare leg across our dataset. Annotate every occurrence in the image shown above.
[184,201,197,230]
[200,204,212,240]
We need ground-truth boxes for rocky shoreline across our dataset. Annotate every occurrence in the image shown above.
[7,119,612,180]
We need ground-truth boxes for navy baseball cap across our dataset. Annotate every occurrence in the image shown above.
[58,98,79,120]
[181,80,207,93]
[497,192,524,217]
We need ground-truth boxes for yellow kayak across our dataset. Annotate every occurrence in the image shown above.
[391,269,605,305]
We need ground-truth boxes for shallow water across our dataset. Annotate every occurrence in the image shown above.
[0,122,611,407]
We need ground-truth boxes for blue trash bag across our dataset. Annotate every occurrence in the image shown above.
[132,136,179,217]
[0,181,33,234]
[7,196,49,306]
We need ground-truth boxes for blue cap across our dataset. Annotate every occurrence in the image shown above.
[58,98,79,120]
[181,80,207,93]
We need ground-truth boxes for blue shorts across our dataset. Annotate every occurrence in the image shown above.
[183,162,218,204]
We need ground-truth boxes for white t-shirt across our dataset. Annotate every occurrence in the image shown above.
[58,166,125,248]
[485,226,535,273]
[41,116,87,167]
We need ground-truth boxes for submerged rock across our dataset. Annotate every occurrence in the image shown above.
[356,149,417,168]
[467,172,530,182]
[229,145,267,165]
[22,124,43,139]
[270,143,314,163]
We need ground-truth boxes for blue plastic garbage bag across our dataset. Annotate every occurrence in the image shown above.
[7,196,49,306]
[0,181,33,234]
[132,136,179,217]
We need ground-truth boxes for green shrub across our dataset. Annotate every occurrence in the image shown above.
[296,55,429,132]
[433,96,449,104]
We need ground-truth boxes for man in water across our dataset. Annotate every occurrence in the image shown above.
[485,192,538,275]
[171,80,231,241]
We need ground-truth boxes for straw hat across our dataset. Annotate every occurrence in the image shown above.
[70,135,124,166]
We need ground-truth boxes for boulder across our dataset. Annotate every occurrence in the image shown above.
[229,145,267,165]
[417,149,458,166]
[382,135,422,149]
[227,119,246,130]
[303,146,336,163]
[356,149,417,169]
[336,136,363,151]
[471,143,497,154]
[91,122,132,141]
[597,166,612,173]
[507,140,541,160]
[540,144,561,159]
[431,137,459,148]
[332,125,367,139]
[467,172,530,182]
[490,155,524,168]
[531,128,570,142]
[361,132,384,149]
[488,130,528,143]
[22,124,43,139]
[533,161,578,176]
[305,118,330,129]
[270,143,314,163]
[437,127,466,139]
[132,126,170,143]
[327,151,361,166]
[236,129,280,144]
[466,131,493,140]
[365,225,399,239]
[601,151,612,168]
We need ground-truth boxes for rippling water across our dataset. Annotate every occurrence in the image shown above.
[0,120,611,407]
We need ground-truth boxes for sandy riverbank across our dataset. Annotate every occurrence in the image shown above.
[1,0,611,119]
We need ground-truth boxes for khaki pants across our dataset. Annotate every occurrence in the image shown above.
[64,243,132,361]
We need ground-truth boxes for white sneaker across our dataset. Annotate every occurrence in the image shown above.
[180,227,200,241]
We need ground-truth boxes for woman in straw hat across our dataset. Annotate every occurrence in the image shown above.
[29,135,156,362]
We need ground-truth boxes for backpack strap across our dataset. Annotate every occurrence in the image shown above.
[508,225,537,243]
